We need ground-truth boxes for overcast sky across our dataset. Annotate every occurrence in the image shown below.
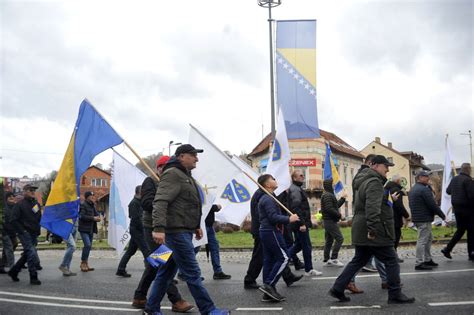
[1,0,472,178]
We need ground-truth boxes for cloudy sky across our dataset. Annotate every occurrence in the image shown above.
[1,0,472,178]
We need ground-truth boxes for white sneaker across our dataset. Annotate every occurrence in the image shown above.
[330,259,344,267]
[304,269,323,276]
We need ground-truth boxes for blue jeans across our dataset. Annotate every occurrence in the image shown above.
[260,229,289,286]
[80,232,93,261]
[61,228,77,269]
[289,229,313,272]
[374,256,387,283]
[206,226,222,274]
[11,232,39,276]
[145,232,216,314]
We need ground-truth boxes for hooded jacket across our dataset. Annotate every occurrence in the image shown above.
[384,181,410,228]
[352,168,395,247]
[152,156,202,233]
[446,172,474,214]
[321,179,346,222]
[287,182,312,228]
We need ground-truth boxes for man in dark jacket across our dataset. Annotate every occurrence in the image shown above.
[145,144,229,315]
[442,163,474,260]
[8,184,42,285]
[321,178,347,267]
[132,155,192,313]
[204,204,231,280]
[2,192,18,271]
[257,174,299,302]
[116,185,149,277]
[243,187,303,289]
[385,175,410,262]
[329,155,415,304]
[409,171,446,270]
[286,170,322,276]
[78,191,100,272]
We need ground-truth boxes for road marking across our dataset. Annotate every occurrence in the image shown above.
[235,307,283,311]
[0,298,141,312]
[428,301,474,306]
[330,305,381,310]
[0,291,172,310]
[313,268,474,280]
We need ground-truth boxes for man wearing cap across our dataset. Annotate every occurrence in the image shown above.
[132,155,193,313]
[8,184,42,285]
[78,191,100,272]
[409,170,446,270]
[145,144,229,315]
[329,155,415,304]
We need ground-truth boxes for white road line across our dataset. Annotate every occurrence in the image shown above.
[428,301,474,306]
[0,291,172,309]
[0,298,141,312]
[313,268,474,280]
[330,305,381,310]
[235,307,283,311]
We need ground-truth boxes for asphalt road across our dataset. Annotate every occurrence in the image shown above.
[0,244,473,315]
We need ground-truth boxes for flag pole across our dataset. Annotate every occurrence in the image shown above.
[84,99,160,182]
[190,124,293,215]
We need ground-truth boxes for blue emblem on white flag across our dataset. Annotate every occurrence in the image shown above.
[272,139,282,161]
[221,179,251,203]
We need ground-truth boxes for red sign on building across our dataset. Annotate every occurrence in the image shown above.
[290,159,317,167]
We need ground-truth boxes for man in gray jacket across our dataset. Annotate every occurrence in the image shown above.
[409,171,446,270]
[144,144,229,315]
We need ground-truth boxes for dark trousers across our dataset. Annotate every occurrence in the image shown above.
[117,227,148,272]
[244,234,294,284]
[446,211,474,257]
[11,232,39,277]
[282,226,300,264]
[394,226,402,250]
[333,245,402,298]
[133,227,182,303]
[323,220,344,261]
[290,229,313,272]
[261,229,288,286]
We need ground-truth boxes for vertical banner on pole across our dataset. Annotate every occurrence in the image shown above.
[276,20,319,139]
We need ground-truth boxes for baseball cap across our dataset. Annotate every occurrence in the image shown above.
[371,155,395,167]
[175,144,204,156]
[84,191,94,199]
[416,170,430,178]
[23,184,38,191]
[156,155,170,168]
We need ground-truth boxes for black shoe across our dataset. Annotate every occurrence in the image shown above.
[244,281,259,289]
[259,284,283,301]
[116,270,132,277]
[30,276,41,285]
[261,293,275,302]
[415,264,432,271]
[8,270,19,282]
[397,257,404,263]
[293,260,304,271]
[284,274,303,287]
[172,279,178,285]
[441,248,452,259]
[328,288,350,302]
[424,260,438,267]
[388,293,415,304]
[0,268,6,274]
[213,272,231,280]
[36,265,43,271]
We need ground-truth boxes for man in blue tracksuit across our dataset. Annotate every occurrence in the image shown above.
[257,174,299,302]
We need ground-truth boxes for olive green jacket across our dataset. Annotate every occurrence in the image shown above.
[351,168,395,247]
[152,166,202,233]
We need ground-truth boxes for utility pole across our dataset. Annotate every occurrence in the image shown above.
[461,130,472,166]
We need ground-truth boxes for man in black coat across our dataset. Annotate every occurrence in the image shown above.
[78,191,100,272]
[442,163,474,260]
[8,184,42,285]
[385,175,410,262]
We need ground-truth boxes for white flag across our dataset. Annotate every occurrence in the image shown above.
[214,155,259,226]
[266,110,292,195]
[108,151,147,255]
[440,136,455,222]
[188,125,242,246]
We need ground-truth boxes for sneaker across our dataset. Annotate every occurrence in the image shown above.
[244,281,260,289]
[330,259,344,267]
[283,274,303,287]
[8,270,19,282]
[261,293,275,302]
[209,308,231,315]
[388,293,416,304]
[441,248,452,259]
[213,272,231,280]
[328,288,350,302]
[362,265,377,272]
[415,264,432,271]
[304,269,323,276]
[59,265,76,276]
[424,260,438,267]
[259,284,283,302]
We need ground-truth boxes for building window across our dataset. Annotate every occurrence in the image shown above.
[343,165,348,185]
[103,179,108,187]
[82,176,86,185]
[91,178,97,187]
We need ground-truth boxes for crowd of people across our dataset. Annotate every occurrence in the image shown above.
[1,144,473,315]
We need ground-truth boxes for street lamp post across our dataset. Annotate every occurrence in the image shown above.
[168,141,182,156]
[460,130,473,166]
[258,0,281,138]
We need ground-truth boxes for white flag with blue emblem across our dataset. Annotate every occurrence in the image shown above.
[108,151,147,255]
[440,136,455,223]
[188,125,242,246]
[214,155,259,226]
[266,110,292,196]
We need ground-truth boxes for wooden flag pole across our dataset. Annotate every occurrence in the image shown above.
[123,140,161,182]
